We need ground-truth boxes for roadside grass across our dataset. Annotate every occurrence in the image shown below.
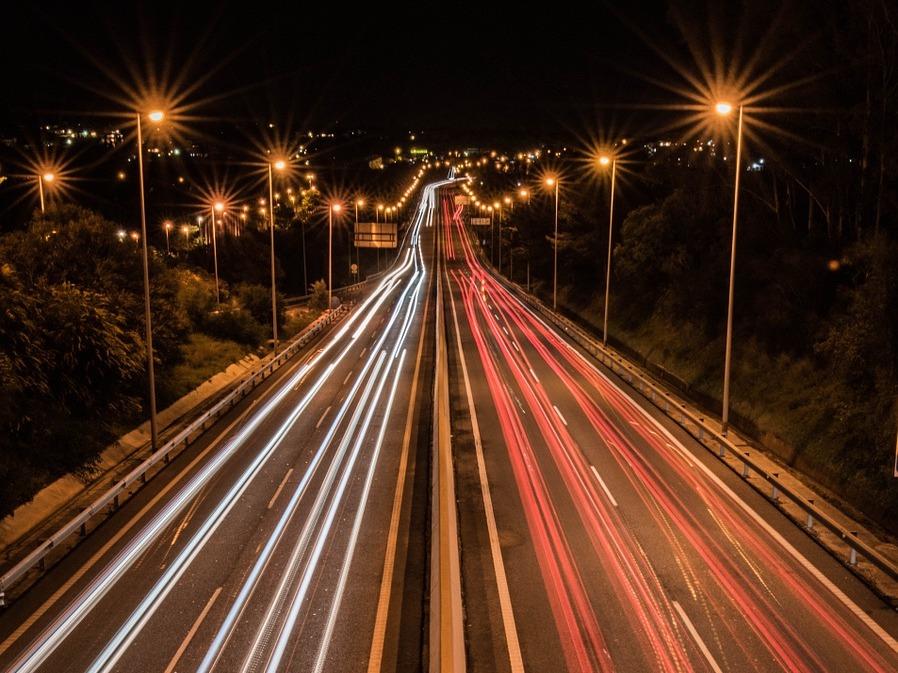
[157,333,250,407]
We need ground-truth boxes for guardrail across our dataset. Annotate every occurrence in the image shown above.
[0,304,350,606]
[283,274,386,308]
[429,237,466,672]
[504,280,898,592]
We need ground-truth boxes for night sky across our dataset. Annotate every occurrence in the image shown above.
[1,1,674,137]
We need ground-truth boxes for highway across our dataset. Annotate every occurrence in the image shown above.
[0,180,453,673]
[3,180,898,673]
[440,190,898,673]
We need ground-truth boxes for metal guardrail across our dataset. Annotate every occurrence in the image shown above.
[0,304,350,605]
[282,273,386,308]
[503,281,898,589]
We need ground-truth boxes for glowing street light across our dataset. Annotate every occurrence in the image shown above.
[267,158,288,353]
[545,176,560,310]
[328,203,343,309]
[715,100,744,435]
[37,171,55,213]
[136,108,166,450]
[163,220,173,254]
[181,224,190,246]
[597,154,617,346]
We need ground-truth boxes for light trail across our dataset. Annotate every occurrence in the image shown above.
[446,193,898,672]
[7,180,453,673]
[198,179,452,673]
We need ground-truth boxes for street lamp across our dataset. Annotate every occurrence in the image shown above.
[163,220,173,254]
[545,176,560,310]
[181,224,190,247]
[37,172,55,213]
[328,203,342,309]
[716,100,744,435]
[211,200,225,304]
[598,154,617,346]
[268,158,288,353]
[354,198,365,276]
[493,200,502,271]
[136,108,164,449]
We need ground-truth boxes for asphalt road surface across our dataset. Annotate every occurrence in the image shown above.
[4,180,898,673]
[0,179,455,673]
[440,189,898,673]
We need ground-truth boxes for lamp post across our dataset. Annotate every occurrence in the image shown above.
[163,220,173,255]
[716,101,744,436]
[37,172,55,213]
[137,109,164,450]
[181,224,190,248]
[546,176,560,310]
[329,203,342,309]
[211,200,225,304]
[599,155,617,346]
[355,198,365,276]
[268,159,287,353]
[493,200,503,272]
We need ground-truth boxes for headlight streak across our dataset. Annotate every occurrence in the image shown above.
[199,182,446,673]
[250,194,437,673]
[311,349,408,673]
[8,188,434,673]
[240,350,389,673]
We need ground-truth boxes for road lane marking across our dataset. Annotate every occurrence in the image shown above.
[162,586,222,673]
[552,405,568,427]
[590,465,619,508]
[316,406,332,429]
[0,395,268,658]
[672,600,723,673]
[267,468,294,510]
[529,368,539,382]
[446,273,524,673]
[343,370,354,386]
[366,298,430,673]
[578,343,898,654]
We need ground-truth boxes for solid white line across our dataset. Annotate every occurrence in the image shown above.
[672,600,723,673]
[553,405,568,427]
[368,290,432,673]
[267,469,294,510]
[590,465,618,508]
[162,587,222,673]
[316,406,332,429]
[447,273,524,673]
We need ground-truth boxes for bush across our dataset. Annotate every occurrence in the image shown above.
[202,305,266,346]
[235,282,285,331]
[309,279,328,310]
